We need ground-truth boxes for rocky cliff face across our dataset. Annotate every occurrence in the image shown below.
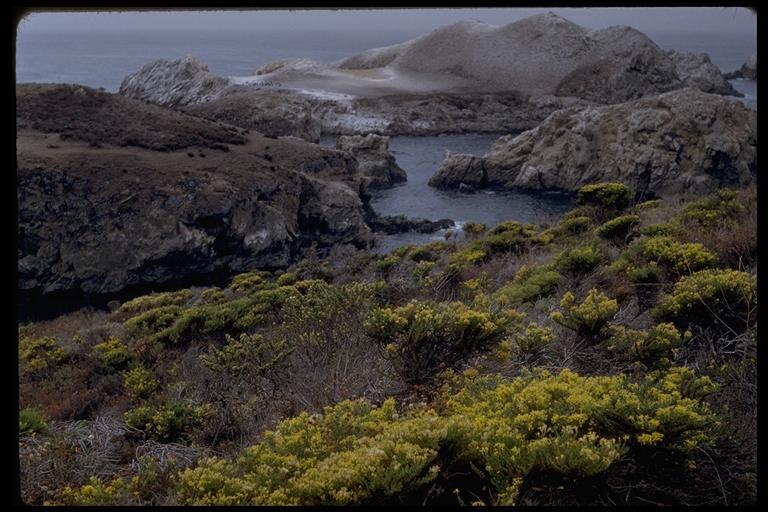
[430,88,756,197]
[116,14,740,137]
[335,134,406,188]
[17,84,372,309]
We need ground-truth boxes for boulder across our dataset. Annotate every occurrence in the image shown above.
[335,134,407,188]
[430,88,756,197]
[724,53,757,80]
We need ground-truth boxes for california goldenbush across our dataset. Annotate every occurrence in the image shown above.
[21,185,757,506]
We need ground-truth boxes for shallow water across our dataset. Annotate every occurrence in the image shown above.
[321,134,575,253]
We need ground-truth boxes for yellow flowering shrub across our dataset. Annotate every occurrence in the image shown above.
[655,269,756,332]
[608,323,690,368]
[364,300,519,383]
[173,368,717,506]
[496,321,554,360]
[19,333,65,375]
[577,182,632,211]
[94,337,131,371]
[550,289,618,337]
[612,235,716,279]
[123,365,160,401]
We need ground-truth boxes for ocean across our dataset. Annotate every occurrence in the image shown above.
[16,27,757,250]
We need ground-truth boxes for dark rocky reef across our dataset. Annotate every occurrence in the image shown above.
[430,88,756,197]
[367,215,454,235]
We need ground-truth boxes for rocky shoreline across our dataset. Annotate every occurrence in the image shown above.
[118,14,741,139]
[16,13,758,312]
[429,88,756,197]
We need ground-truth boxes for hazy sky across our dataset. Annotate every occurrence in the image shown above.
[17,7,756,36]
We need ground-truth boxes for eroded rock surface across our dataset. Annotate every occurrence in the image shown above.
[430,88,756,197]
[17,84,372,306]
[335,134,406,188]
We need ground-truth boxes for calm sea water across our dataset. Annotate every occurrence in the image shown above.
[16,28,757,251]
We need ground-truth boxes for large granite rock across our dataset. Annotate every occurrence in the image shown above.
[335,134,406,188]
[17,84,373,308]
[117,14,740,137]
[429,88,756,197]
[118,55,229,107]
[183,89,323,143]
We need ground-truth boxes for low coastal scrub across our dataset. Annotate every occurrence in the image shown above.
[20,184,757,506]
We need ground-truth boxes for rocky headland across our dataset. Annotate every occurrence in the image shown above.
[429,88,756,197]
[17,84,379,313]
[118,13,740,138]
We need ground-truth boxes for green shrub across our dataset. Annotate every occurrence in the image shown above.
[608,323,690,368]
[636,199,662,210]
[124,305,183,339]
[132,282,328,345]
[19,333,65,374]
[655,269,756,332]
[480,221,536,254]
[550,289,618,337]
[123,365,160,401]
[494,265,562,306]
[19,407,48,436]
[626,262,662,284]
[229,271,273,294]
[554,245,603,275]
[559,215,592,235]
[595,215,640,244]
[94,337,131,371]
[276,272,298,286]
[577,182,632,210]
[408,241,449,262]
[376,254,401,271]
[682,189,744,228]
[123,402,212,442]
[118,290,192,315]
[364,300,520,383]
[640,221,683,237]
